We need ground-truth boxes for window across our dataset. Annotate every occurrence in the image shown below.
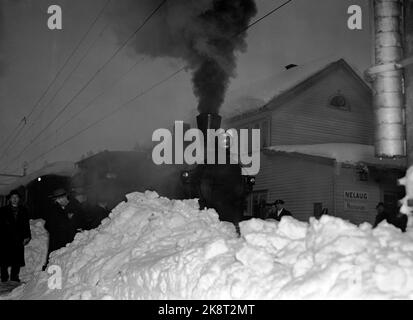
[328,93,350,111]
[383,192,399,215]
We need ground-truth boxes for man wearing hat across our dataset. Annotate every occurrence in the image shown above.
[266,200,292,221]
[0,190,31,282]
[44,188,85,266]
[373,202,407,232]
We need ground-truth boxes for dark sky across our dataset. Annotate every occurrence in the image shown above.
[0,0,371,177]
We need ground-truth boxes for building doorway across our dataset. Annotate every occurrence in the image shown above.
[383,190,404,214]
[246,190,268,219]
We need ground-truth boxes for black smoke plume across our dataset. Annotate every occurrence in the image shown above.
[110,0,257,114]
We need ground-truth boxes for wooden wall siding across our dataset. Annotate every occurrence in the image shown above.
[333,165,380,225]
[255,152,334,222]
[269,68,373,146]
[224,111,272,129]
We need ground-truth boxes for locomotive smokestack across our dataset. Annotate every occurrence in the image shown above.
[196,113,222,163]
[196,113,222,135]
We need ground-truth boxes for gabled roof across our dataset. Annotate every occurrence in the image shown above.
[223,58,371,122]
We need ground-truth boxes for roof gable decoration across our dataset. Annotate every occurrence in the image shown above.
[327,91,351,112]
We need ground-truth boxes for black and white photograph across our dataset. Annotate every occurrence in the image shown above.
[0,0,413,303]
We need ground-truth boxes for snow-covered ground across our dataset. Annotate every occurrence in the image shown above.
[3,190,413,300]
[20,220,49,282]
[0,219,48,298]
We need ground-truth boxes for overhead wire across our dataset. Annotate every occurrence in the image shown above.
[1,0,168,171]
[4,0,294,172]
[0,0,112,163]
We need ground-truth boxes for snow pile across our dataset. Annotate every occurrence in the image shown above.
[8,191,413,300]
[20,220,49,282]
[267,144,406,168]
[240,218,413,299]
[400,167,413,217]
[12,192,236,300]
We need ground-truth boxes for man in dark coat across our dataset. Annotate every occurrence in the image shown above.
[266,200,292,221]
[373,202,407,232]
[0,190,31,282]
[44,188,85,266]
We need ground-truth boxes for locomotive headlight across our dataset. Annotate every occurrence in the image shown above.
[219,129,237,149]
[181,171,190,183]
[106,172,117,180]
[243,176,256,194]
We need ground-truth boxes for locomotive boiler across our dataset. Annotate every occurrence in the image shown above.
[181,113,255,230]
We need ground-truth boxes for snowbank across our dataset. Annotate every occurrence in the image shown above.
[6,191,413,300]
[20,220,49,282]
[267,143,406,168]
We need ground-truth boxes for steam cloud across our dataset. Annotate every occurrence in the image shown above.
[110,0,257,114]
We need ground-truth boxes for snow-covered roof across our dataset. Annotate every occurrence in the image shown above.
[0,161,78,195]
[222,56,369,119]
[266,143,407,168]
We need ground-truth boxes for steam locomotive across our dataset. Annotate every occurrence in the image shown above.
[180,113,255,229]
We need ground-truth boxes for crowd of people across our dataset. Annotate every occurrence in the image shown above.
[0,188,110,283]
[264,200,292,221]
[263,200,408,232]
[373,202,408,232]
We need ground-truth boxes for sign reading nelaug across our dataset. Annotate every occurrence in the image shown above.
[344,191,369,212]
[344,191,368,200]
[152,121,261,176]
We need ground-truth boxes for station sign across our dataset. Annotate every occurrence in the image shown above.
[344,191,368,212]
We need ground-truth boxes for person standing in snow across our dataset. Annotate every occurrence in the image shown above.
[373,202,407,232]
[0,190,31,283]
[44,188,86,267]
[86,194,110,230]
[266,200,292,221]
